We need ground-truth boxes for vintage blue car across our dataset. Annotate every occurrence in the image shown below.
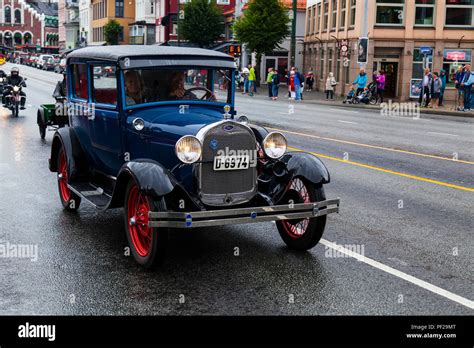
[49,46,340,268]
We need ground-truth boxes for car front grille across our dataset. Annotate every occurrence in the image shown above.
[199,121,257,206]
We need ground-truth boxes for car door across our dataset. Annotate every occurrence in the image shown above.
[89,63,123,176]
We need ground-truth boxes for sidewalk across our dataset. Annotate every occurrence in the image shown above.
[238,85,474,118]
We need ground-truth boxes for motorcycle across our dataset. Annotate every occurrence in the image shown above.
[4,78,27,118]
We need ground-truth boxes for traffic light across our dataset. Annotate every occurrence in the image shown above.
[228,44,241,57]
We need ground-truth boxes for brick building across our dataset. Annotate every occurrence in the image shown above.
[0,0,59,52]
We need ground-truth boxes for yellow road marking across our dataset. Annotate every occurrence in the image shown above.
[288,146,474,193]
[269,127,474,165]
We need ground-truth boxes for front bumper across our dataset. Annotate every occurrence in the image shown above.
[148,198,340,228]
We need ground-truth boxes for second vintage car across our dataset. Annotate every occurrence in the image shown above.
[49,45,339,268]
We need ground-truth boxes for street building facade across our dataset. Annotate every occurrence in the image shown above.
[78,0,91,47]
[58,0,79,50]
[129,0,156,45]
[0,0,59,52]
[304,0,474,101]
[90,0,135,45]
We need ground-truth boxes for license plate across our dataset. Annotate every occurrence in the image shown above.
[213,155,250,171]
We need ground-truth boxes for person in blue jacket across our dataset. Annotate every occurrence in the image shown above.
[439,69,447,106]
[353,68,368,96]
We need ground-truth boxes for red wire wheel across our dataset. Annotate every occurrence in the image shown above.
[276,178,327,250]
[57,147,81,211]
[127,184,152,257]
[124,179,169,269]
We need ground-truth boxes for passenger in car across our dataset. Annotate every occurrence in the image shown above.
[124,70,148,105]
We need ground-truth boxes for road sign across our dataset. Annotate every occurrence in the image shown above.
[340,39,349,57]
[419,46,432,55]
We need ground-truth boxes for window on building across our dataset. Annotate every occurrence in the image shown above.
[313,5,317,33]
[331,0,337,29]
[92,65,117,106]
[72,64,89,100]
[116,0,124,18]
[415,0,435,26]
[118,26,124,42]
[446,0,474,26]
[376,0,404,25]
[151,0,155,14]
[412,48,433,80]
[349,0,356,28]
[340,0,346,29]
[307,7,312,35]
[336,56,341,81]
[317,3,322,32]
[443,49,472,87]
[14,9,21,24]
[328,48,333,76]
[323,0,329,31]
[320,49,325,79]
[344,54,350,83]
[5,6,11,23]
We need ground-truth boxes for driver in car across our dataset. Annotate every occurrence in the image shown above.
[168,71,198,100]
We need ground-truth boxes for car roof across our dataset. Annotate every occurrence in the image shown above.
[68,45,233,61]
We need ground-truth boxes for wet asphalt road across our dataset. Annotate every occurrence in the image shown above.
[0,63,473,315]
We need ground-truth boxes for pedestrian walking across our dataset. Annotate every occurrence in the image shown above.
[266,67,274,98]
[376,70,385,103]
[248,65,257,96]
[439,69,447,106]
[295,68,304,100]
[241,66,250,94]
[289,70,296,100]
[461,64,473,112]
[294,68,302,101]
[454,65,465,111]
[418,68,432,107]
[353,68,368,96]
[325,72,336,99]
[431,72,442,109]
[272,70,280,100]
[287,67,294,98]
[305,67,314,91]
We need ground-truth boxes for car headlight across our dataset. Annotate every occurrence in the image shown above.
[263,132,287,159]
[13,86,20,92]
[175,135,202,164]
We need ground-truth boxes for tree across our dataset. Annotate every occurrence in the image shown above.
[104,20,122,45]
[233,0,290,82]
[179,0,224,48]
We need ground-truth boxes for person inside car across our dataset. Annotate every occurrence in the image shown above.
[168,71,198,100]
[124,70,145,105]
[2,67,26,109]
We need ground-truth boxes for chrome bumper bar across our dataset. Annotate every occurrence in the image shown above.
[148,198,340,228]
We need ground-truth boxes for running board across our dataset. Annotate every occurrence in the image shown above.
[68,182,112,209]
[148,199,340,228]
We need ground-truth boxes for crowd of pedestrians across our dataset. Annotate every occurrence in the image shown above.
[239,63,473,112]
[418,65,473,111]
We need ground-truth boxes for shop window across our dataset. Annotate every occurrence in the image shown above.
[376,0,405,26]
[412,48,433,80]
[442,49,472,87]
[445,0,474,27]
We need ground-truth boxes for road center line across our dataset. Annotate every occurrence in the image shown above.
[320,239,474,309]
[288,146,474,192]
[337,120,358,125]
[269,127,474,165]
[427,131,459,137]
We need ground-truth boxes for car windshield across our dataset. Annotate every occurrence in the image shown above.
[123,67,233,106]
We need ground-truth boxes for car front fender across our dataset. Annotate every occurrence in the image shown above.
[109,160,176,208]
[280,151,330,185]
[49,127,87,181]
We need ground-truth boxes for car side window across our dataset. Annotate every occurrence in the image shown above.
[72,64,89,100]
[92,65,117,106]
